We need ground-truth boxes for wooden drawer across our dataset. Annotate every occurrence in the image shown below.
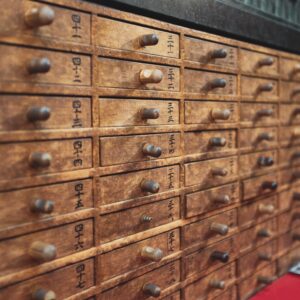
[182,208,238,249]
[239,150,277,177]
[99,98,179,127]
[280,81,300,102]
[279,146,300,167]
[238,195,277,228]
[184,129,237,157]
[0,219,93,276]
[99,197,180,243]
[0,44,91,86]
[242,173,279,200]
[0,179,92,233]
[241,76,278,101]
[278,230,300,254]
[238,218,277,253]
[94,17,179,58]
[162,292,180,300]
[0,259,94,299]
[183,236,239,279]
[280,166,300,186]
[0,138,92,180]
[96,57,180,91]
[278,208,300,234]
[184,69,237,95]
[214,286,237,300]
[280,58,300,81]
[183,262,236,300]
[185,156,238,188]
[0,95,91,131]
[239,127,278,151]
[99,133,180,166]
[279,126,300,146]
[278,246,300,276]
[98,165,180,205]
[280,104,300,125]
[99,260,180,300]
[184,37,237,69]
[100,229,180,281]
[238,240,277,279]
[2,0,91,44]
[240,102,278,127]
[240,49,278,76]
[185,182,239,218]
[278,187,300,212]
[185,101,238,125]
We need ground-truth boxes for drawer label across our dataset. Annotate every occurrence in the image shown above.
[72,57,83,83]
[72,99,83,128]
[167,166,176,189]
[74,223,85,250]
[76,262,87,289]
[73,139,84,167]
[167,34,175,55]
[168,102,175,123]
[167,261,177,285]
[71,14,83,39]
[168,198,176,221]
[74,182,85,209]
[168,133,177,154]
[167,67,176,90]
[168,230,176,252]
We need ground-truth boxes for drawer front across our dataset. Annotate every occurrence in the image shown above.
[184,37,237,69]
[240,102,278,127]
[278,187,300,212]
[3,1,91,44]
[238,195,277,228]
[0,44,91,86]
[278,230,300,254]
[184,236,238,279]
[0,138,92,180]
[182,208,238,248]
[162,292,180,300]
[238,240,277,279]
[279,166,300,186]
[185,156,238,188]
[281,58,300,81]
[278,209,300,234]
[280,104,300,125]
[184,69,237,95]
[100,133,181,166]
[99,260,180,300]
[94,17,179,58]
[98,165,180,205]
[277,246,300,276]
[0,219,94,276]
[96,57,180,91]
[99,197,180,243]
[214,286,237,300]
[239,127,278,151]
[0,179,92,231]
[184,262,236,300]
[185,101,238,124]
[280,81,300,102]
[242,173,279,200]
[184,129,237,156]
[99,98,179,127]
[100,229,180,281]
[185,182,239,218]
[279,146,300,167]
[0,259,94,299]
[239,150,278,176]
[0,95,91,131]
[240,49,278,76]
[241,76,278,101]
[279,126,300,146]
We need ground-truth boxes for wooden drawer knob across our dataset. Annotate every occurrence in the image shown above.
[213,194,231,204]
[210,222,229,236]
[257,132,274,142]
[27,106,51,122]
[257,156,274,167]
[141,108,160,120]
[31,199,54,214]
[142,143,162,158]
[257,228,272,238]
[258,204,275,215]
[140,179,160,194]
[256,108,273,117]
[292,129,300,138]
[139,34,159,47]
[293,233,300,241]
[140,69,163,84]
[257,275,275,285]
[29,152,52,169]
[258,57,275,67]
[293,192,300,201]
[209,137,227,147]
[292,152,300,160]
[211,108,231,121]
[143,283,161,298]
[209,279,226,290]
[210,250,229,263]
[261,181,277,190]
[210,48,228,59]
[25,6,55,28]
[258,252,272,261]
[29,241,57,262]
[27,58,51,74]
[211,167,228,177]
[32,288,56,300]
[208,78,227,90]
[292,64,300,75]
[140,215,153,223]
[258,83,273,92]
[141,246,163,262]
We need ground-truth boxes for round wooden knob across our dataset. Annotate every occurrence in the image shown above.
[209,137,227,147]
[293,108,300,116]
[27,106,51,122]
[293,192,300,201]
[31,199,54,214]
[29,152,52,169]
[210,48,228,59]
[256,109,273,117]
[292,233,300,241]
[141,246,163,262]
[29,241,57,262]
[292,152,300,161]
[209,279,226,290]
[210,222,229,236]
[258,57,275,66]
[139,34,159,47]
[25,6,55,28]
[143,283,161,297]
[292,64,300,75]
[258,252,272,261]
[140,215,153,223]
[211,108,231,121]
[257,228,272,238]
[208,78,227,89]
[27,58,51,74]
[140,69,163,84]
[32,288,57,300]
[210,250,229,263]
[292,89,300,96]
[141,108,160,120]
[257,132,274,142]
[211,167,228,177]
[293,171,300,180]
[213,194,231,204]
[140,179,160,194]
[257,275,275,285]
[292,128,300,138]
[258,204,275,215]
[261,181,277,190]
[142,143,162,158]
[258,83,273,92]
[257,156,274,167]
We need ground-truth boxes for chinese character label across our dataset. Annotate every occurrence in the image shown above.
[167,68,175,90]
[168,134,176,154]
[167,102,175,123]
[74,223,85,250]
[72,57,82,83]
[73,139,83,167]
[72,14,82,39]
[74,182,84,209]
[72,99,83,128]
[167,35,174,54]
[167,167,175,189]
[75,263,86,289]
